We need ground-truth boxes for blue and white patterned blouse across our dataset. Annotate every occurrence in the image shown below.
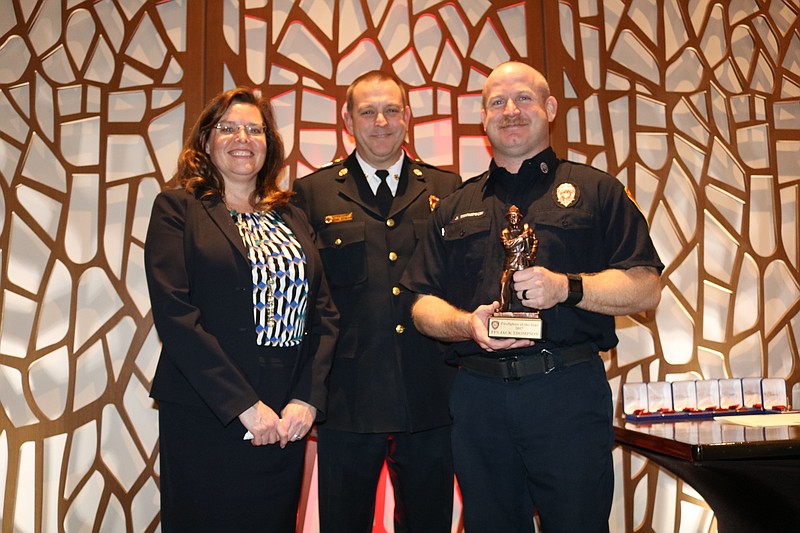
[230,210,309,347]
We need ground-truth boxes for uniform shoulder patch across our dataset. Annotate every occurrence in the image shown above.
[625,187,646,217]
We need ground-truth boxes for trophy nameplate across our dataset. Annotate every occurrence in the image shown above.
[489,205,544,340]
[488,312,543,339]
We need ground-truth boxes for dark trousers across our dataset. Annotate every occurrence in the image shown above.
[451,356,614,533]
[317,425,453,533]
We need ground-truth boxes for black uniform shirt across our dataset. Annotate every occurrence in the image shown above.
[401,147,664,358]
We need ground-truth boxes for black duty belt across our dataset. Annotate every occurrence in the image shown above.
[458,343,598,381]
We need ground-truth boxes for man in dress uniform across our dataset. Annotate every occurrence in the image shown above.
[402,61,663,532]
[294,70,461,533]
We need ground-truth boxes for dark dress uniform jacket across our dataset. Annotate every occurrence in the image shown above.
[145,188,338,425]
[294,153,460,433]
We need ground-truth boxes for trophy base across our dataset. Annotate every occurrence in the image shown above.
[488,312,543,339]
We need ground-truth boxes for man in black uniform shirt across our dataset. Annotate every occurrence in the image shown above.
[402,62,663,532]
[294,70,461,533]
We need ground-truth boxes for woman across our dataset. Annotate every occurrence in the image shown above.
[144,87,338,532]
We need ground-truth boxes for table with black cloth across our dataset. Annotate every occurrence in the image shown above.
[614,417,800,533]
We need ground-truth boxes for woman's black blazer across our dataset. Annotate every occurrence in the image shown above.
[144,188,338,425]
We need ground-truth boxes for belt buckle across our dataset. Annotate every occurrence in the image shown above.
[542,349,556,374]
[498,355,520,381]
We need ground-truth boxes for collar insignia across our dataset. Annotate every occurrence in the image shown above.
[413,168,423,176]
[428,195,440,211]
[553,182,579,208]
[338,168,348,177]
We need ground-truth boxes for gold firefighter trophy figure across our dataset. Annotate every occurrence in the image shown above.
[488,205,544,339]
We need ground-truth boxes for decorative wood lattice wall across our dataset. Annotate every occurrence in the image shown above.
[1,1,798,531]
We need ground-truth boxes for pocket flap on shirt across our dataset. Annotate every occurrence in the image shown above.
[534,208,593,230]
[443,214,491,241]
[317,221,366,249]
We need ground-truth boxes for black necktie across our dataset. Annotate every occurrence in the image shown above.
[375,169,392,216]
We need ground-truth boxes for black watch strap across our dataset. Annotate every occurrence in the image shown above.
[564,274,583,307]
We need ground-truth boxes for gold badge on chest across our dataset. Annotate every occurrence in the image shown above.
[553,182,579,208]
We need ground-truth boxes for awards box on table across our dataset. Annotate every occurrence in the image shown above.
[622,378,791,423]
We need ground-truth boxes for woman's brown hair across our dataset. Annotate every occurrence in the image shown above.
[170,87,291,209]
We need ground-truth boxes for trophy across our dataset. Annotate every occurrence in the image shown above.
[488,205,544,339]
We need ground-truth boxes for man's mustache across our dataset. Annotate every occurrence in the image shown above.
[499,118,529,128]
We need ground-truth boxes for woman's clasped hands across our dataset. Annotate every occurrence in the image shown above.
[239,399,317,448]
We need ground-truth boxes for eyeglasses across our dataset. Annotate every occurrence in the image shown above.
[214,122,266,136]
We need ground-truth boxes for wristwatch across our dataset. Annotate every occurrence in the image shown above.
[564,274,583,307]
